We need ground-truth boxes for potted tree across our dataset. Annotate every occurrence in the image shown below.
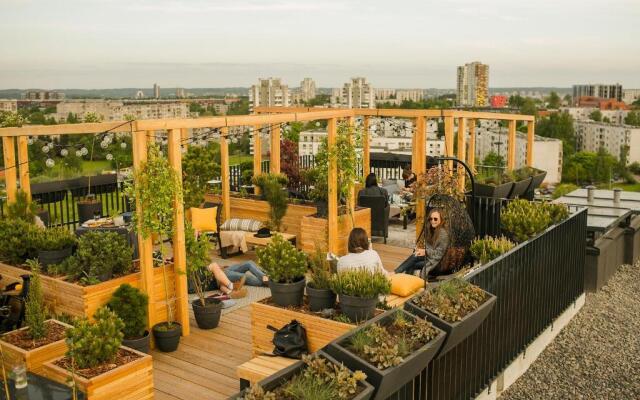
[325,309,446,400]
[252,173,289,231]
[107,284,150,354]
[230,352,373,400]
[127,144,183,352]
[186,223,222,330]
[256,234,308,307]
[0,260,70,374]
[77,194,103,224]
[35,227,77,269]
[330,269,390,323]
[306,247,336,312]
[404,278,496,355]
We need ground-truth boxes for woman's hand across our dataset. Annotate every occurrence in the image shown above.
[415,248,425,257]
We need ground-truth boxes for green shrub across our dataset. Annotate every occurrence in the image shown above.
[511,166,541,181]
[24,259,48,340]
[65,307,124,369]
[253,173,289,231]
[6,190,38,223]
[256,234,307,283]
[35,227,77,251]
[412,278,487,323]
[185,222,213,305]
[470,236,516,264]
[330,269,390,299]
[107,284,148,340]
[501,199,569,242]
[542,202,570,225]
[307,247,333,290]
[552,183,578,199]
[0,218,40,264]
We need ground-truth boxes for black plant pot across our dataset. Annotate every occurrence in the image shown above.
[306,286,336,312]
[523,171,548,200]
[404,290,497,356]
[269,278,305,307]
[228,350,374,400]
[123,331,151,354]
[192,298,223,329]
[315,200,328,218]
[37,247,72,268]
[77,200,103,224]
[97,269,113,282]
[152,322,182,352]
[473,181,514,199]
[508,177,533,199]
[339,294,378,323]
[325,309,446,400]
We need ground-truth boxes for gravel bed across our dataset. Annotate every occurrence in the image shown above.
[501,263,640,400]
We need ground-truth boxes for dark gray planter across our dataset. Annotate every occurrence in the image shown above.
[123,330,150,354]
[77,200,103,224]
[192,298,223,329]
[269,278,305,307]
[339,294,377,323]
[37,247,72,268]
[97,269,113,282]
[315,200,328,217]
[306,285,336,312]
[152,322,181,352]
[325,309,446,400]
[473,181,514,199]
[228,350,374,400]
[508,177,533,199]
[404,290,497,356]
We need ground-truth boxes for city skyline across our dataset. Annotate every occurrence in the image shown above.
[1,0,639,89]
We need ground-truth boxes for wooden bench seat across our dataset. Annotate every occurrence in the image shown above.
[385,288,424,308]
[236,355,298,389]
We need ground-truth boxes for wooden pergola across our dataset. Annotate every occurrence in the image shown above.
[0,107,534,338]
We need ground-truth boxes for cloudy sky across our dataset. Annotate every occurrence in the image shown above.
[1,0,639,89]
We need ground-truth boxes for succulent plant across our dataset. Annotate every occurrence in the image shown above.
[470,235,516,264]
[413,278,487,323]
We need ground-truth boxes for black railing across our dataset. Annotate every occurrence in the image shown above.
[467,195,511,238]
[381,209,587,399]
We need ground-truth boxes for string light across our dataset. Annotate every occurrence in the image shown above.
[106,154,113,161]
[45,158,55,168]
[60,149,68,157]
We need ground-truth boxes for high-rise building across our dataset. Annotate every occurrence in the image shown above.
[572,84,623,104]
[457,62,489,107]
[300,78,316,102]
[153,83,160,99]
[175,88,186,98]
[340,77,375,108]
[248,78,290,110]
[622,89,640,105]
[22,90,65,100]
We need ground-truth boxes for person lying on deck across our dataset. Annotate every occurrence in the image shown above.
[337,228,390,276]
[205,261,269,298]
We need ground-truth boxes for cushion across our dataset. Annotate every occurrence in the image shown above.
[190,207,218,232]
[389,274,425,297]
[220,218,263,232]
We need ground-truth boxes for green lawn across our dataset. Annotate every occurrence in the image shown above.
[31,160,114,183]
[597,182,640,192]
[229,155,252,164]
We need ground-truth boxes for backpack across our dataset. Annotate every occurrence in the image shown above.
[266,320,308,359]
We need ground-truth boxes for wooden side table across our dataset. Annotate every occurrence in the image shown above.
[244,232,296,247]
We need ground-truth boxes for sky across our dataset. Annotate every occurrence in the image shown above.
[1,0,639,89]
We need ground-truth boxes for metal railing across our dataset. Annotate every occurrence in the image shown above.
[467,195,511,238]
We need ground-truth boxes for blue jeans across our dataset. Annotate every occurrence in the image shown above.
[224,261,266,287]
[394,254,425,274]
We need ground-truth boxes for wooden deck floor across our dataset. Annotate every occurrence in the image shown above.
[153,243,412,399]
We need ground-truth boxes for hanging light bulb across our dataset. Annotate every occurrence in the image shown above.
[28,138,34,145]
[81,147,88,156]
[106,154,113,161]
[315,122,320,127]
[42,145,50,154]
[45,158,55,168]
[100,141,109,149]
[120,142,127,149]
[60,148,68,157]
[75,150,83,157]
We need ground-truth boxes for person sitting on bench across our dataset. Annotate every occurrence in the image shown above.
[205,261,269,298]
[358,173,389,206]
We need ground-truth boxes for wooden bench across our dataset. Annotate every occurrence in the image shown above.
[236,355,298,389]
[385,288,424,308]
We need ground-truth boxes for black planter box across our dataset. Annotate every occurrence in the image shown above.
[404,290,497,356]
[473,181,514,199]
[508,177,533,199]
[527,171,547,193]
[325,309,446,400]
[227,350,374,400]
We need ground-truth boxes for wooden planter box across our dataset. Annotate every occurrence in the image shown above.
[251,299,355,356]
[42,347,153,400]
[0,319,71,375]
[0,262,176,321]
[300,208,371,256]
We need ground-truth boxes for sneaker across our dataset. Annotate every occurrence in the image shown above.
[234,275,247,292]
[230,287,247,299]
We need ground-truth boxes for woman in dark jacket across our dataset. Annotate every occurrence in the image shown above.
[358,173,389,206]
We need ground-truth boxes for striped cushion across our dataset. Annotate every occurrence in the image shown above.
[220,218,263,232]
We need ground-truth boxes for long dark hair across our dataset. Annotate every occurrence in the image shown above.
[348,228,369,254]
[425,208,445,246]
[365,173,378,188]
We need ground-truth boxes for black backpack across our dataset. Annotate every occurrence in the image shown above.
[266,320,308,359]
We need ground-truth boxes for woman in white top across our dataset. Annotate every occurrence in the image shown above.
[337,228,389,276]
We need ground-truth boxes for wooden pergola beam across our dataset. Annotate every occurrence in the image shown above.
[527,121,535,167]
[327,118,338,255]
[414,117,426,240]
[17,136,30,201]
[362,116,370,178]
[253,124,262,194]
[467,119,476,170]
[507,120,517,170]
[444,116,455,171]
[457,117,467,192]
[270,124,281,174]
[2,137,17,203]
[220,127,231,221]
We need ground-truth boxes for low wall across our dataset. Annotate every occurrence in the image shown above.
[585,226,626,292]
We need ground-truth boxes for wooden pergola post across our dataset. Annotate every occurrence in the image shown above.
[507,119,517,171]
[467,119,476,171]
[414,116,426,240]
[17,136,30,201]
[444,116,455,171]
[362,116,370,178]
[253,124,262,195]
[270,124,281,174]
[327,118,338,255]
[220,127,231,221]
[2,137,17,203]
[527,120,535,167]
[131,128,155,331]
[167,129,189,336]
[457,117,467,192]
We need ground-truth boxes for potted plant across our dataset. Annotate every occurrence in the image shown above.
[469,235,515,264]
[325,309,446,399]
[77,194,103,224]
[127,144,183,352]
[0,260,70,374]
[473,172,514,199]
[230,351,373,400]
[107,284,150,354]
[186,223,222,329]
[330,269,390,323]
[42,306,153,399]
[0,218,40,265]
[35,227,77,269]
[404,278,496,355]
[303,167,329,217]
[6,190,39,224]
[306,247,336,312]
[252,173,289,231]
[256,234,308,307]
[512,166,547,199]
[500,199,568,243]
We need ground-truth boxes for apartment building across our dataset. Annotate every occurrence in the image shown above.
[175,88,186,98]
[0,100,18,112]
[457,62,489,107]
[153,84,160,99]
[22,90,65,100]
[374,89,425,103]
[561,107,629,124]
[572,84,623,103]
[55,100,188,122]
[340,77,375,108]
[575,121,640,163]
[623,89,640,105]
[248,78,290,111]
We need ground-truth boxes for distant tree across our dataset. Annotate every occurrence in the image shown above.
[83,112,103,123]
[603,116,611,123]
[589,110,602,122]
[227,98,250,115]
[305,94,330,107]
[536,111,576,158]
[482,151,505,168]
[508,95,525,109]
[624,111,640,127]
[182,143,221,209]
[546,91,561,109]
[0,111,25,127]
[562,149,620,184]
[633,98,640,107]
[280,139,301,189]
[563,94,573,105]
[520,98,538,116]
[66,112,80,123]
[283,122,303,142]
[189,103,205,114]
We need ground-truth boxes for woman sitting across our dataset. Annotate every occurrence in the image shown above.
[394,208,450,279]
[358,173,389,206]
[204,261,269,298]
[402,165,417,190]
[337,228,388,275]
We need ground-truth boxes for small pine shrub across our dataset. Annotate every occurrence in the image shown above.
[35,227,77,251]
[65,307,124,369]
[470,236,516,264]
[0,218,40,264]
[330,269,390,299]
[24,259,48,340]
[107,284,148,340]
[253,173,289,231]
[6,190,38,223]
[307,247,333,290]
[501,199,569,242]
[256,234,307,283]
[542,202,569,225]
